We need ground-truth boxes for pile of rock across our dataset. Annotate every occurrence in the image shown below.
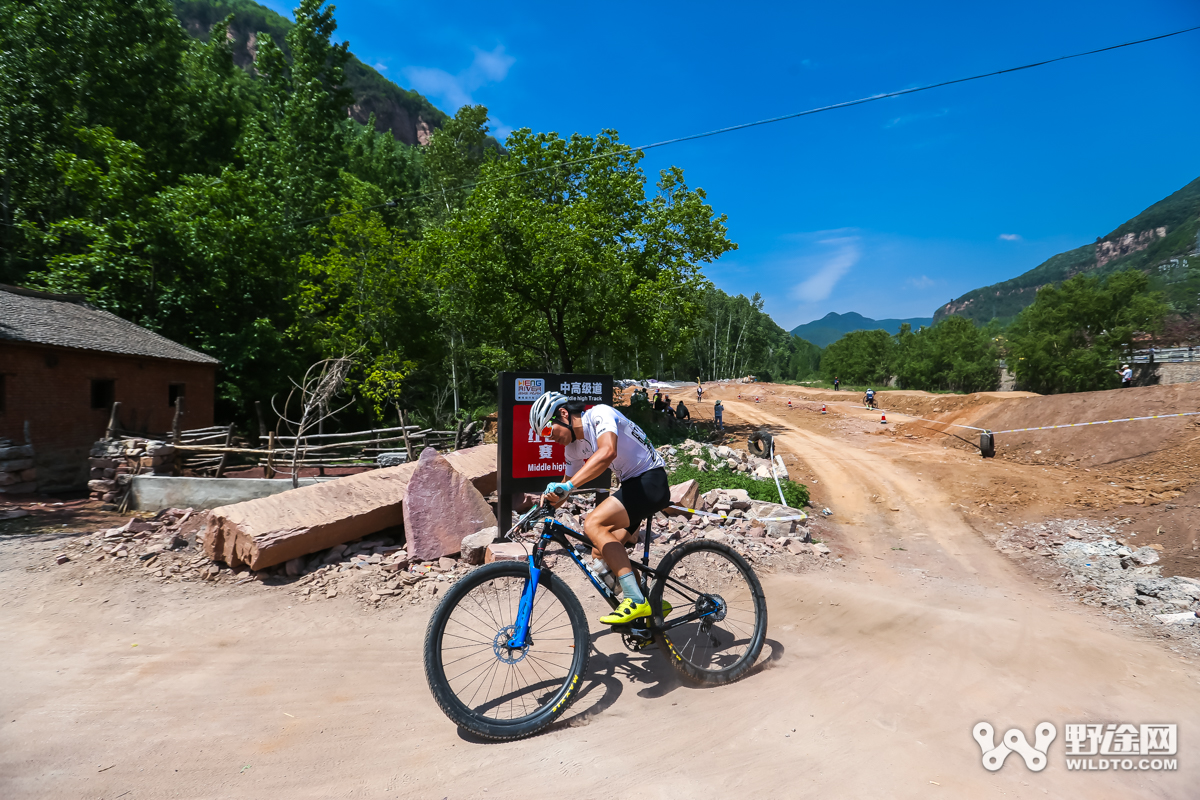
[0,436,36,495]
[997,518,1200,639]
[58,505,475,606]
[538,483,833,569]
[87,438,175,505]
[49,507,197,572]
[660,440,787,481]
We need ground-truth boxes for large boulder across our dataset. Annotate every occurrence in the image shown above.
[204,444,495,570]
[404,448,497,561]
[461,526,500,565]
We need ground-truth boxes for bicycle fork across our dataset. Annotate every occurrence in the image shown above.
[506,556,541,650]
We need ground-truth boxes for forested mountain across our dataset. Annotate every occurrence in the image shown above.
[0,0,797,432]
[935,176,1200,326]
[173,0,448,146]
[790,311,933,348]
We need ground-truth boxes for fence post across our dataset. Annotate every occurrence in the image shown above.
[215,422,235,478]
[399,408,414,462]
[171,396,185,444]
[105,402,122,441]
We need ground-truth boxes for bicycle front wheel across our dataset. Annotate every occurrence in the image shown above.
[650,540,766,686]
[423,561,590,740]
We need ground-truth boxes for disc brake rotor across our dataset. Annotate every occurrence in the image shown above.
[492,625,529,664]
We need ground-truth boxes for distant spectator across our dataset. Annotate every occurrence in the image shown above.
[1118,364,1133,388]
[653,391,665,412]
[676,400,690,420]
[713,400,724,429]
[834,377,840,391]
[696,383,704,403]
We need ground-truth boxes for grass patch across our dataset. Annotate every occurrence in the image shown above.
[668,446,809,507]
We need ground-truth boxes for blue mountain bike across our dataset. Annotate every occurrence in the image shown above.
[423,501,767,740]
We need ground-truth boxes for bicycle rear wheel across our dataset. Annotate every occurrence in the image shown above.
[423,561,590,740]
[650,540,766,686]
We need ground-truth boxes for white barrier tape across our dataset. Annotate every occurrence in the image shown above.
[840,404,1200,436]
[993,410,1200,434]
[845,404,988,432]
[668,504,809,523]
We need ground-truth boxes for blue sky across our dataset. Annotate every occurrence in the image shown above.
[262,0,1200,330]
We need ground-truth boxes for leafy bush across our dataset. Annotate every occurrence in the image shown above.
[893,317,1000,393]
[668,454,810,507]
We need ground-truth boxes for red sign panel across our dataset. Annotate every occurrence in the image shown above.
[511,405,567,478]
[511,404,600,478]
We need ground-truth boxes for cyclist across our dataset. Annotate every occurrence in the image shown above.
[531,392,671,625]
[864,388,876,409]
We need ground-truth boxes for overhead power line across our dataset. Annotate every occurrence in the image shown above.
[289,24,1200,230]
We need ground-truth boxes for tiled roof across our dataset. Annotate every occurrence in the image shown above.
[0,286,219,365]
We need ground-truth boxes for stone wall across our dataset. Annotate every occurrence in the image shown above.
[88,438,176,507]
[1155,362,1200,385]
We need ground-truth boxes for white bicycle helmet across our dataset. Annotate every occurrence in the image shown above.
[529,391,570,436]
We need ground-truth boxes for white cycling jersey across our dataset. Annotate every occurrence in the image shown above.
[563,404,664,483]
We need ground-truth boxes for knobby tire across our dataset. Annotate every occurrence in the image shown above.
[423,561,590,740]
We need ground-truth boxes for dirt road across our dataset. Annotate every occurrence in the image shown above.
[3,397,1199,798]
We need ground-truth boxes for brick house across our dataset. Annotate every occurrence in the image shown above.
[0,286,218,491]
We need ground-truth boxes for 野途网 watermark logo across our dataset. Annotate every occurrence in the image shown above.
[974,722,1056,771]
[973,721,1178,772]
[1063,723,1177,771]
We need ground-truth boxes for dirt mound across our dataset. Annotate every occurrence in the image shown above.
[934,383,1198,467]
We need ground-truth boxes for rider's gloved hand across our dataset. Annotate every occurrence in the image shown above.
[543,480,574,507]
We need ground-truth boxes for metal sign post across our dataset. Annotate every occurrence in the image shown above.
[497,372,614,532]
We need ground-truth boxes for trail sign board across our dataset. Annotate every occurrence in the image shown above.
[497,371,613,531]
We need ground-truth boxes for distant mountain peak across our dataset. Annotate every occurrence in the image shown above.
[790,312,933,348]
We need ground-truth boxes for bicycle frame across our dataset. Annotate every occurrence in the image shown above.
[505,510,724,649]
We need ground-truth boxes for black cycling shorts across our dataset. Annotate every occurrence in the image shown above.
[613,467,671,536]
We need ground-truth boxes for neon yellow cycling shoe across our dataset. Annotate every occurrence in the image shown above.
[600,598,651,625]
[600,598,672,625]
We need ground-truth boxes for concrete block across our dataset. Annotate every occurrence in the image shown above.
[131,475,330,511]
[203,444,496,571]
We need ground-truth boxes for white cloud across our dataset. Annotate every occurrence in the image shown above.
[790,236,860,303]
[884,108,949,129]
[372,62,388,72]
[402,46,515,111]
[907,274,936,289]
[998,233,1022,241]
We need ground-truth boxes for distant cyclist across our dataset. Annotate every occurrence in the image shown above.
[531,392,671,626]
[864,388,876,409]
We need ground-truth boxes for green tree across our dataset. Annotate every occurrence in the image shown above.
[1006,270,1168,394]
[893,316,999,392]
[821,329,894,386]
[421,129,736,372]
